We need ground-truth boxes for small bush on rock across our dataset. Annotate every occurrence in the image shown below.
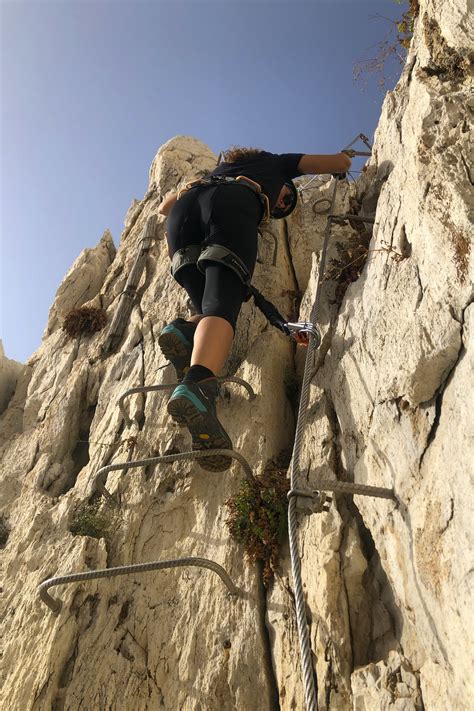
[70,501,118,540]
[326,230,372,305]
[63,306,107,338]
[225,452,291,586]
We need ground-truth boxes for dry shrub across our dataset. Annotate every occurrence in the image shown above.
[353,0,420,90]
[63,306,107,338]
[226,451,291,586]
[326,230,372,305]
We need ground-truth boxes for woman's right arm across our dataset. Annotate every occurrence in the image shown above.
[297,153,352,175]
[158,191,178,216]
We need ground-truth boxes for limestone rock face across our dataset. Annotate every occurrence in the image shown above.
[45,229,116,335]
[0,3,472,709]
[0,340,22,415]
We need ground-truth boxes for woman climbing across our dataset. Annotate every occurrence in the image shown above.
[157,147,351,473]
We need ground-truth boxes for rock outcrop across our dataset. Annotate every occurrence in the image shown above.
[0,2,472,709]
[0,340,22,415]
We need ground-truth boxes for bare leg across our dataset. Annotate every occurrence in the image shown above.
[187,314,204,325]
[191,316,234,375]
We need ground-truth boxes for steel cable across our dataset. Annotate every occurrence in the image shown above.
[287,175,339,711]
[286,134,396,711]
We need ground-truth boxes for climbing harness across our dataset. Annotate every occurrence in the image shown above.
[179,172,298,221]
[198,244,252,284]
[178,174,271,223]
[171,244,202,279]
[248,286,322,346]
[38,133,397,711]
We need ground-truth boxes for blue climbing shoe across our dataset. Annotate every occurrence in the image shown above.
[167,378,233,472]
[158,318,196,380]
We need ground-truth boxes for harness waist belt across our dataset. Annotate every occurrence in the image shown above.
[178,175,270,223]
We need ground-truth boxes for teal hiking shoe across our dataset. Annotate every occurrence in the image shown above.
[167,377,233,472]
[158,318,196,380]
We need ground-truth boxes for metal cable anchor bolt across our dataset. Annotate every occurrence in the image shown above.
[288,488,332,514]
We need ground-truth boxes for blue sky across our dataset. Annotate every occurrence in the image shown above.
[1,0,406,362]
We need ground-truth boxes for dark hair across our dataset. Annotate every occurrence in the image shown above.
[221,146,265,163]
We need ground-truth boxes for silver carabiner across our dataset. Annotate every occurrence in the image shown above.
[285,322,321,347]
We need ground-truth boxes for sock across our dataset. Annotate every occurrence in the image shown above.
[175,318,197,328]
[184,364,215,383]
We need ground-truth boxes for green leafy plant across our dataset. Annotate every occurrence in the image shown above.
[62,306,107,338]
[226,452,291,586]
[70,500,119,540]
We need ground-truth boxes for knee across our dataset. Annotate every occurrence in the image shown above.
[201,304,239,331]
[201,268,247,330]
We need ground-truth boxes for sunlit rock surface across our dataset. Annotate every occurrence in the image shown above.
[0,340,22,415]
[0,2,472,708]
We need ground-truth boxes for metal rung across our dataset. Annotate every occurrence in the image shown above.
[343,133,373,152]
[257,228,278,266]
[329,213,375,225]
[39,556,239,614]
[119,376,256,426]
[342,150,371,157]
[90,449,255,500]
[289,479,396,511]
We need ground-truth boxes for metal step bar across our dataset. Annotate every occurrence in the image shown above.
[39,557,239,614]
[119,376,256,427]
[89,448,255,503]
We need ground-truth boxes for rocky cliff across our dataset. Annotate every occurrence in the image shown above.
[0,2,472,709]
[0,341,22,415]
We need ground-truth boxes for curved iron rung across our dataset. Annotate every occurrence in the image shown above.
[89,449,256,500]
[289,480,396,503]
[39,556,239,615]
[257,228,278,266]
[119,376,256,426]
[312,197,333,216]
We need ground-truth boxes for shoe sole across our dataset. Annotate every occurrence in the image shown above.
[167,395,233,473]
[158,331,191,381]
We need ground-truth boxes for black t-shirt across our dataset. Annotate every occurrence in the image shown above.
[206,151,304,208]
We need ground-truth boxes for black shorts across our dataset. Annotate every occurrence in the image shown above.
[166,184,262,328]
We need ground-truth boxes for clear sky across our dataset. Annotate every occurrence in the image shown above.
[1,0,406,362]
